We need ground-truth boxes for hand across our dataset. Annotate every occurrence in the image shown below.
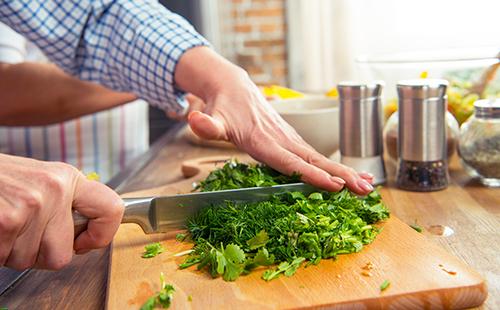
[176,47,374,194]
[0,154,123,270]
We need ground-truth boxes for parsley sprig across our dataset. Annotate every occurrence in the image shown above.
[140,273,175,310]
[142,242,165,258]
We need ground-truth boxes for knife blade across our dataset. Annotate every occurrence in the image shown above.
[73,183,316,235]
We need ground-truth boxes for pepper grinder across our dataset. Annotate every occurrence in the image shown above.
[338,81,386,185]
[396,79,449,191]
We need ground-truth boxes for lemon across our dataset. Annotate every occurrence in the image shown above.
[325,87,339,98]
[262,85,304,99]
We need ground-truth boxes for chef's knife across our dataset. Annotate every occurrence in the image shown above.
[73,183,316,235]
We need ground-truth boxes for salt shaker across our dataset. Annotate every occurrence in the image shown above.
[396,79,449,191]
[337,81,386,185]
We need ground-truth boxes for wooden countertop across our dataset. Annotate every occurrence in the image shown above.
[0,126,499,309]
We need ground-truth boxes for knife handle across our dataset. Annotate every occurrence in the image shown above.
[73,197,155,237]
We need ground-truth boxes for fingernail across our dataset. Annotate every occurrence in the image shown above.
[359,172,375,179]
[330,176,346,186]
[358,179,374,192]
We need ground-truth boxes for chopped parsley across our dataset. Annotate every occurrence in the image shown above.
[410,223,423,233]
[179,161,389,281]
[140,273,175,310]
[175,233,187,241]
[380,279,391,291]
[179,163,389,281]
[196,160,301,192]
[142,242,165,259]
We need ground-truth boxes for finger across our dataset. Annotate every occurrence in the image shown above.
[35,202,74,270]
[0,200,23,266]
[245,139,346,192]
[358,172,375,184]
[5,223,44,270]
[288,142,373,195]
[188,111,228,141]
[72,176,124,253]
[0,184,44,270]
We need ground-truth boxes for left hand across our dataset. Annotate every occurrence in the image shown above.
[175,47,374,195]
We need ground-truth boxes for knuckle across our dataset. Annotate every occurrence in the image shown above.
[304,151,324,166]
[22,191,43,212]
[280,154,303,173]
[109,198,125,219]
[45,254,72,271]
[41,171,66,196]
[0,212,21,233]
[10,257,36,271]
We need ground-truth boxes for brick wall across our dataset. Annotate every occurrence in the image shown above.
[219,0,287,86]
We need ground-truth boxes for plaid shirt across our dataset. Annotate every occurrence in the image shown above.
[0,0,209,115]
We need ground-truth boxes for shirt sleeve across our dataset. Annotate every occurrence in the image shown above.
[0,0,210,115]
[0,22,27,64]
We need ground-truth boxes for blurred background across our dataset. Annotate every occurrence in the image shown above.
[153,0,499,139]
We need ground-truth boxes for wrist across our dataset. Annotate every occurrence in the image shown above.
[174,46,249,102]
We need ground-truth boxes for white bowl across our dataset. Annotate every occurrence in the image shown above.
[270,98,339,156]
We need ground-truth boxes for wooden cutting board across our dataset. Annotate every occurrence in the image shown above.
[107,156,487,309]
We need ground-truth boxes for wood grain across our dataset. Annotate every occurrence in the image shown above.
[108,156,487,309]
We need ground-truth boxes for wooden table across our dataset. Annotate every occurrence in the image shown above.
[0,126,499,309]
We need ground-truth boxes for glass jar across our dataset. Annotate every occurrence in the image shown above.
[458,99,500,187]
[384,110,460,162]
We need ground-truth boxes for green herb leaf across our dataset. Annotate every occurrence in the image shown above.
[142,242,165,259]
[175,233,187,241]
[187,295,192,302]
[410,224,423,233]
[246,230,269,250]
[380,279,391,291]
[140,273,175,310]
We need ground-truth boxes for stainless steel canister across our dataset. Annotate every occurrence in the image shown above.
[338,81,386,185]
[397,79,448,162]
[396,79,449,191]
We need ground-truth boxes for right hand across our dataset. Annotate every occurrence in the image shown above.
[0,154,124,270]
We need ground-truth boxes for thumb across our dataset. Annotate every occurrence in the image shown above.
[188,111,228,141]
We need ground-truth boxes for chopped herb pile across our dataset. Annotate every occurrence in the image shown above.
[142,242,165,258]
[180,188,389,281]
[196,160,301,192]
[141,273,175,310]
[380,279,391,291]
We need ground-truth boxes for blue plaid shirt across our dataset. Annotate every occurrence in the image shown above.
[0,0,210,115]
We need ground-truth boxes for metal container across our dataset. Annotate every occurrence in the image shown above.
[398,79,448,162]
[338,81,386,185]
[396,79,449,191]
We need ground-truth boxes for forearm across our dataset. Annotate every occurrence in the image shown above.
[0,62,136,126]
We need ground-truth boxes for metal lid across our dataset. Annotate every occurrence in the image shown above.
[474,99,500,119]
[397,79,448,100]
[338,81,384,157]
[337,81,384,100]
[397,79,448,162]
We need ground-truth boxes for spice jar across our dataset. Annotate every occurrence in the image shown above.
[384,110,459,162]
[396,79,449,191]
[458,99,500,187]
